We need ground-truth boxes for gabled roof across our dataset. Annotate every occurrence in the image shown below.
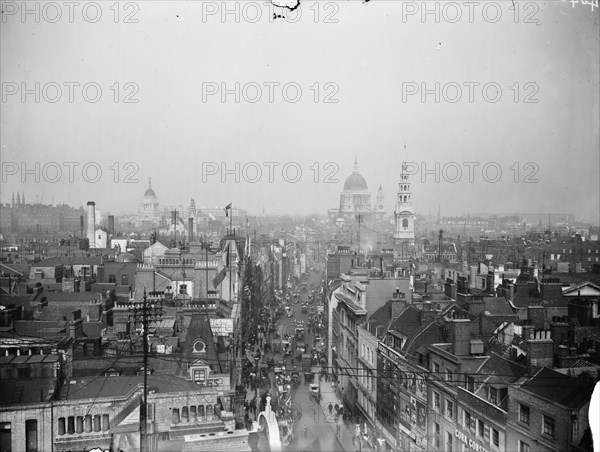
[562,281,600,297]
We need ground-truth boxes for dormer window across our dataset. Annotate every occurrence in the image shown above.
[137,366,152,376]
[489,386,498,405]
[104,367,120,377]
[193,368,207,383]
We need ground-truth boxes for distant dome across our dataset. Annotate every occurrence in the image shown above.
[144,178,156,197]
[343,156,369,191]
[344,173,368,191]
[117,252,138,263]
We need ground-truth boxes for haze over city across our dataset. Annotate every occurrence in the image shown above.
[1,1,598,220]
[1,2,600,452]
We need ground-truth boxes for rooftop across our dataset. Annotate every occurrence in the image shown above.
[520,367,595,409]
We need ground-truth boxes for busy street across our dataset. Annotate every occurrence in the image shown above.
[240,267,357,452]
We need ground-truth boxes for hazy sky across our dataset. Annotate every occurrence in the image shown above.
[1,0,599,221]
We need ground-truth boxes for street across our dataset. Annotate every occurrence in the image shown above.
[279,269,344,452]
[245,268,349,452]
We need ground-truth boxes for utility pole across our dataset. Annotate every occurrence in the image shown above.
[141,289,148,452]
[128,289,163,452]
[356,214,362,266]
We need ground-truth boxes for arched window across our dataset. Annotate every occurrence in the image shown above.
[403,219,408,228]
[58,418,65,436]
[172,408,180,424]
[198,405,205,420]
[93,415,101,432]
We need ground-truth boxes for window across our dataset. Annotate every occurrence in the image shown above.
[492,428,499,447]
[519,440,530,452]
[433,392,441,412]
[108,274,116,283]
[464,411,471,429]
[434,422,440,448]
[542,415,555,438]
[25,420,37,452]
[434,362,440,375]
[466,376,475,392]
[446,369,453,382]
[0,422,11,452]
[445,400,454,419]
[121,275,129,285]
[446,431,453,451]
[519,404,530,425]
[489,387,498,405]
[478,419,485,437]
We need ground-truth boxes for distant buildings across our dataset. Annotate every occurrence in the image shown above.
[0,193,85,234]
[328,157,387,224]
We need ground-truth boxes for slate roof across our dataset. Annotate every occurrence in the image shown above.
[520,367,595,409]
[477,351,528,384]
[72,355,187,378]
[183,312,220,371]
[59,374,202,400]
[483,297,515,316]
[0,378,57,405]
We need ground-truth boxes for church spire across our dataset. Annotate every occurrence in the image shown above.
[353,156,359,173]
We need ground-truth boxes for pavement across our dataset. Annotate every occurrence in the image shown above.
[315,375,358,452]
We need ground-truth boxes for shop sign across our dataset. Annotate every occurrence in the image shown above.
[455,429,489,452]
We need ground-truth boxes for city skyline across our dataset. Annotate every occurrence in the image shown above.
[1,2,598,221]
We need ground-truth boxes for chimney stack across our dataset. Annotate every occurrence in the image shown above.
[108,215,115,235]
[87,202,96,248]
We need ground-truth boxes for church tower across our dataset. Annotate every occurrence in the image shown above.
[189,198,197,219]
[376,184,384,209]
[394,162,415,245]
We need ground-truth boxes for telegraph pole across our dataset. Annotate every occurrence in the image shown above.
[128,289,163,452]
[141,289,148,452]
[356,214,362,266]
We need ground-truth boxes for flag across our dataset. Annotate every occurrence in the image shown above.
[224,203,232,217]
[213,259,227,288]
